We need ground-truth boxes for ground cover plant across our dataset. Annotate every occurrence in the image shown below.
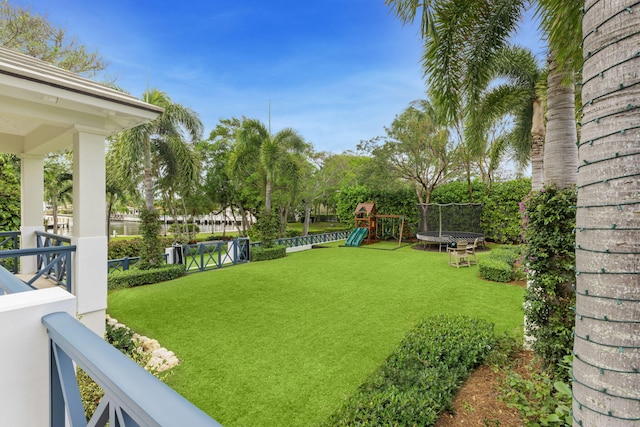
[107,243,524,427]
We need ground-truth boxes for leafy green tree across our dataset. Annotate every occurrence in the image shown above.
[0,154,20,231]
[0,1,106,76]
[200,117,259,236]
[112,88,202,266]
[360,100,454,231]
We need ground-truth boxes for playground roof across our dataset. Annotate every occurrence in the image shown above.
[354,202,376,215]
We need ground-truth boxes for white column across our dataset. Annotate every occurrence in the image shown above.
[19,154,45,274]
[72,128,108,335]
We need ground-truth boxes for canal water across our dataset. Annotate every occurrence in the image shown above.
[55,221,238,237]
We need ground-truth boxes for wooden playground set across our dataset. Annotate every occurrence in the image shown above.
[345,202,413,248]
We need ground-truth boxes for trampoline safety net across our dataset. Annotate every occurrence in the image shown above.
[418,203,483,234]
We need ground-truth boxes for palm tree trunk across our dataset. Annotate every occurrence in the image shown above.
[143,167,155,211]
[544,54,578,188]
[264,178,272,215]
[573,1,640,425]
[302,201,312,236]
[530,98,545,191]
[52,198,59,235]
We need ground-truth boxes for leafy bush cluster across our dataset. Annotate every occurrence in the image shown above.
[479,246,523,283]
[0,154,21,231]
[250,245,286,261]
[108,264,186,290]
[500,355,573,426]
[522,185,576,376]
[480,179,532,243]
[323,315,495,426]
[248,212,281,248]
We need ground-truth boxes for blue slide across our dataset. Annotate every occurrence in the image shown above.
[345,227,368,247]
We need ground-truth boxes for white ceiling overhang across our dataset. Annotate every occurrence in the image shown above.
[0,47,163,156]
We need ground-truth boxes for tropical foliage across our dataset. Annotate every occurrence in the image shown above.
[0,154,20,231]
[522,185,576,378]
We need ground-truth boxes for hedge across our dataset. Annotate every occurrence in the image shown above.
[323,315,495,426]
[108,264,186,290]
[478,246,522,283]
[250,245,286,262]
[478,258,513,283]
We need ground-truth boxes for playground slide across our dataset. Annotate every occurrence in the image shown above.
[345,227,368,247]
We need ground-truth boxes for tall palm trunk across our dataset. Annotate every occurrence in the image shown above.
[264,178,272,215]
[143,167,154,211]
[543,55,578,188]
[530,98,545,191]
[574,1,640,425]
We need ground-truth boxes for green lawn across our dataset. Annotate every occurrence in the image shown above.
[107,242,524,427]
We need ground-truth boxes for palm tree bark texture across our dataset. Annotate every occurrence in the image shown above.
[574,1,640,425]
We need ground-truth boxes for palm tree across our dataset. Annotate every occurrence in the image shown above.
[386,0,580,189]
[113,88,202,265]
[114,88,202,212]
[574,1,640,424]
[468,46,546,190]
[229,119,307,216]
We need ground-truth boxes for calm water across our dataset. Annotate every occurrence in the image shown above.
[55,221,238,237]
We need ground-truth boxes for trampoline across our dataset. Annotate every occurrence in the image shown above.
[416,231,485,252]
[415,203,485,251]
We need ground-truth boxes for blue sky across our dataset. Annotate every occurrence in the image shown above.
[35,1,545,154]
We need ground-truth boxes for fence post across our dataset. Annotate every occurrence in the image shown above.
[123,257,130,271]
[199,243,205,272]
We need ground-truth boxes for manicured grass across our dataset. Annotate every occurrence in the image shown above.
[107,243,524,427]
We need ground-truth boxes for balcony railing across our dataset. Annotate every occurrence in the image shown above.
[182,238,250,272]
[43,311,222,427]
[0,230,20,273]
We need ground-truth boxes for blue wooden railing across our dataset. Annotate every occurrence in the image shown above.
[0,246,76,291]
[107,254,169,274]
[43,312,222,427]
[249,230,349,249]
[106,231,348,274]
[35,231,74,290]
[182,238,250,272]
[0,230,20,273]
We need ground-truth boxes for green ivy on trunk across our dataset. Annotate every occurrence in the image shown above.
[522,185,576,379]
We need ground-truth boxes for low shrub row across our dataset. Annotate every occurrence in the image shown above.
[108,264,186,290]
[479,246,522,283]
[323,315,495,426]
[250,245,286,261]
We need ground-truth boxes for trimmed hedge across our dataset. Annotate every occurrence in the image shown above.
[478,258,513,283]
[323,315,495,427]
[478,246,522,283]
[108,264,186,290]
[250,245,286,262]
